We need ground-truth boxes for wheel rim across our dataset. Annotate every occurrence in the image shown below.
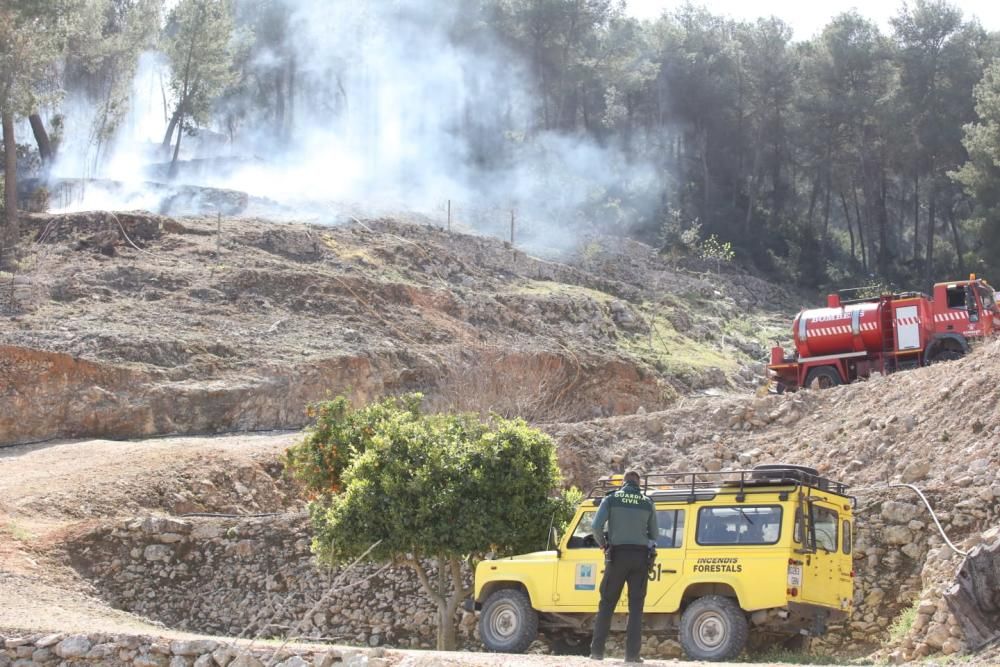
[488,601,520,640]
[817,375,835,389]
[691,610,728,652]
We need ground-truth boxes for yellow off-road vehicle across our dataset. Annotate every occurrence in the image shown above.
[470,465,854,661]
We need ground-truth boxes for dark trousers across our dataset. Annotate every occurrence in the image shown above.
[590,545,648,660]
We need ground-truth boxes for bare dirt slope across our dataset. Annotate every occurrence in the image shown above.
[0,433,299,633]
[1,212,793,446]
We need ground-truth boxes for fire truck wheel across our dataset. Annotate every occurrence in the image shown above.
[804,366,841,389]
[930,349,963,363]
[479,588,538,654]
[679,595,749,661]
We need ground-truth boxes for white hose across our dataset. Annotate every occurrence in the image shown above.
[889,483,969,557]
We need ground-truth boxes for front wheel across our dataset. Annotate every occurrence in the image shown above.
[479,588,538,653]
[679,595,749,661]
[804,366,841,389]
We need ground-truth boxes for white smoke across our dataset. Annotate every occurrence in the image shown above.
[52,0,664,251]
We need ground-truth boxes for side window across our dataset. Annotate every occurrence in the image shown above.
[979,286,996,312]
[813,506,838,552]
[566,512,599,549]
[842,520,852,555]
[947,286,967,309]
[655,510,685,549]
[697,506,782,545]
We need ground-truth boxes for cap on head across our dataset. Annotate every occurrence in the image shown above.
[623,470,641,485]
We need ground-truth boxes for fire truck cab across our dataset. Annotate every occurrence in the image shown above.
[769,276,998,391]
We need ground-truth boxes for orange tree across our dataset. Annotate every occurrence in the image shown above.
[284,393,578,650]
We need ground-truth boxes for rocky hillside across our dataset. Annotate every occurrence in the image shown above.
[547,338,1000,661]
[1,211,793,446]
[4,210,1000,664]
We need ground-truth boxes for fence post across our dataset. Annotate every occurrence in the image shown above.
[510,209,515,245]
[447,200,451,232]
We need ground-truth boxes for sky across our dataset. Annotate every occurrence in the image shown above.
[625,0,1000,40]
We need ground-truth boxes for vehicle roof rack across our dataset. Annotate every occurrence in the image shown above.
[589,467,851,504]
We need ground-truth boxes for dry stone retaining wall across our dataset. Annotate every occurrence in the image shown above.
[0,632,387,667]
[67,514,477,650]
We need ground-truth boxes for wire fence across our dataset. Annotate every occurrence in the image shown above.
[428,198,522,246]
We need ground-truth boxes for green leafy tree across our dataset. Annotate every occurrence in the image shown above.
[285,394,578,651]
[954,59,1000,277]
[892,0,987,285]
[62,0,163,173]
[162,0,235,176]
[0,0,77,268]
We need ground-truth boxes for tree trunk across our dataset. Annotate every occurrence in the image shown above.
[169,110,184,179]
[840,190,856,264]
[925,180,937,287]
[162,109,180,150]
[29,113,53,164]
[913,172,919,261]
[407,555,469,653]
[275,68,285,135]
[286,52,297,142]
[852,185,867,273]
[806,171,820,228]
[877,169,890,277]
[2,110,19,269]
[822,170,832,244]
[948,204,965,276]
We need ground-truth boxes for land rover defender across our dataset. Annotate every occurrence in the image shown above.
[470,465,854,661]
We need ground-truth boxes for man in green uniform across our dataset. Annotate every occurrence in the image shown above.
[590,470,657,663]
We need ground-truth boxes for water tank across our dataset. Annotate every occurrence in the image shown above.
[793,300,884,358]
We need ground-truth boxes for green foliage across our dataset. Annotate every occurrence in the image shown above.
[287,394,577,565]
[955,60,1000,278]
[285,394,424,495]
[888,600,919,644]
[164,0,236,133]
[699,234,735,268]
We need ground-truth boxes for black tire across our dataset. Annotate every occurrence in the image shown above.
[479,588,539,654]
[930,349,963,363]
[679,595,749,661]
[804,366,841,389]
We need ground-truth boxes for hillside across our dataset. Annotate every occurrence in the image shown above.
[2,212,999,665]
[1,212,791,446]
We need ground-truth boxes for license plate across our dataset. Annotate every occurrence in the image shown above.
[787,564,802,587]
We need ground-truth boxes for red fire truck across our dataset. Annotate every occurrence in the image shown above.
[769,275,999,391]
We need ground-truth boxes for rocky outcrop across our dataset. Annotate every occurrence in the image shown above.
[0,344,403,446]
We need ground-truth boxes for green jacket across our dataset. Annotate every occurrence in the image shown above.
[592,481,657,547]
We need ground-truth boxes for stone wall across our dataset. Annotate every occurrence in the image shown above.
[65,504,996,661]
[66,514,477,650]
[0,632,387,667]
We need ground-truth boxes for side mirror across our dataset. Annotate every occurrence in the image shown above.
[548,525,559,553]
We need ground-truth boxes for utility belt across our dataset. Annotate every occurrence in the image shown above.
[604,543,655,567]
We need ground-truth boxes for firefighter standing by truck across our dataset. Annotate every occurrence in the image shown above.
[589,470,658,663]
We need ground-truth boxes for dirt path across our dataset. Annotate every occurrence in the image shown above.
[0,432,298,521]
[0,433,299,634]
